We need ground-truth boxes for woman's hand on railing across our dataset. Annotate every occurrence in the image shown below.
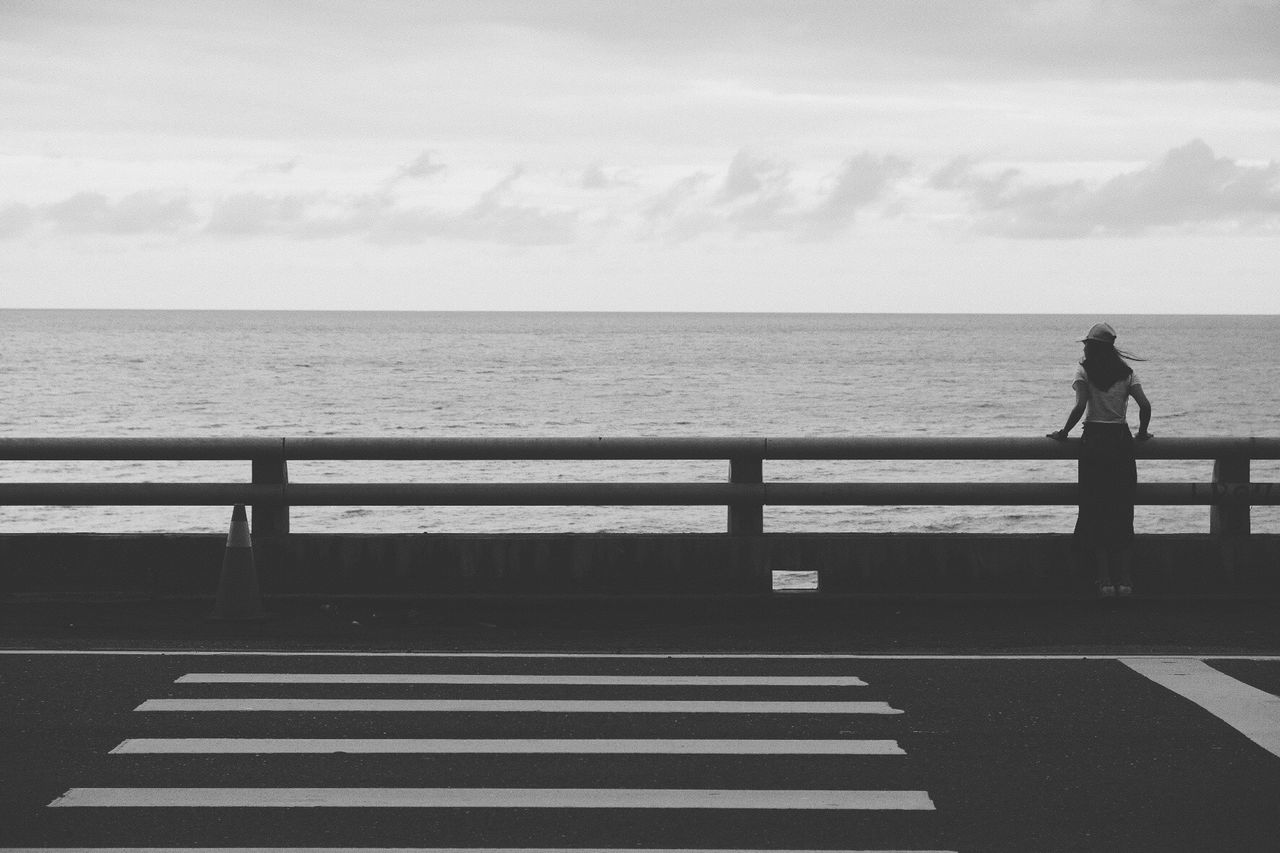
[1046,430,1069,442]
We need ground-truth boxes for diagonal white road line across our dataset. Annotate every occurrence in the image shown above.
[1120,657,1280,759]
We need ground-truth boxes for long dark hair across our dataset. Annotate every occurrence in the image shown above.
[1082,339,1143,389]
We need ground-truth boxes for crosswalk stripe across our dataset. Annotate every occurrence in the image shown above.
[175,673,868,686]
[50,787,936,810]
[110,737,906,755]
[134,698,901,714]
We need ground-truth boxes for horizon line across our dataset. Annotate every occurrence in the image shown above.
[3,307,1278,317]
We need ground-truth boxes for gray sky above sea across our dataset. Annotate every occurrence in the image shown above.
[2,1,1279,313]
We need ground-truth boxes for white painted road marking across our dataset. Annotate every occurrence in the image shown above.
[0,849,960,853]
[49,787,936,810]
[1121,657,1280,759]
[134,698,901,714]
[175,673,868,686]
[9,649,1280,659]
[110,737,906,755]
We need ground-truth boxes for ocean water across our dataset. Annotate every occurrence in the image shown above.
[2,310,1278,535]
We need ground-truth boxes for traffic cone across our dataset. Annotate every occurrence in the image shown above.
[212,505,266,620]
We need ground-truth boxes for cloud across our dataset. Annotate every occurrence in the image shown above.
[1088,140,1280,229]
[0,156,579,246]
[928,156,980,191]
[475,203,579,245]
[460,166,578,245]
[580,163,617,189]
[43,190,198,235]
[0,175,579,246]
[639,150,911,240]
[799,152,910,235]
[713,151,797,233]
[716,151,788,203]
[0,203,36,237]
[393,151,447,181]
[642,172,713,223]
[373,200,578,246]
[7,142,1271,247]
[474,166,524,211]
[204,191,392,239]
[206,193,310,236]
[373,168,579,245]
[943,139,1280,237]
[242,159,299,176]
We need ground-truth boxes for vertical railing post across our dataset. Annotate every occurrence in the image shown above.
[728,455,764,535]
[1210,455,1250,536]
[251,440,289,535]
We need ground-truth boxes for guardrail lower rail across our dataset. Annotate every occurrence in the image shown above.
[1,436,1277,536]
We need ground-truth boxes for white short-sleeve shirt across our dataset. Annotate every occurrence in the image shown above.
[1073,363,1141,424]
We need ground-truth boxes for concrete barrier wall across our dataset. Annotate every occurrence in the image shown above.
[3,533,1278,598]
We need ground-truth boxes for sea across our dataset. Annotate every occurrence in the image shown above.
[2,310,1278,536]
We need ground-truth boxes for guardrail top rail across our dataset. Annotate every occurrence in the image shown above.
[1,436,1276,536]
[4,436,1280,459]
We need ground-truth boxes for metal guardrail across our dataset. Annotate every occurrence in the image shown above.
[1,436,1277,536]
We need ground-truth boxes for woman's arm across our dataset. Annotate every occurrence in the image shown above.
[1131,385,1153,439]
[1047,382,1089,441]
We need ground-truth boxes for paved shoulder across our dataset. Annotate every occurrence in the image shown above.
[4,651,1280,851]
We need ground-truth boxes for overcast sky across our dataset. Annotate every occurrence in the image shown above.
[2,0,1279,312]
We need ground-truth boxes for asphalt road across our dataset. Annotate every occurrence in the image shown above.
[5,595,1280,654]
[2,648,1279,852]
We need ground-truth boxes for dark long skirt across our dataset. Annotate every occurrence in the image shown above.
[1074,422,1137,550]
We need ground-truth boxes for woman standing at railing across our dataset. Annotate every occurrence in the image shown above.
[1048,322,1153,597]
